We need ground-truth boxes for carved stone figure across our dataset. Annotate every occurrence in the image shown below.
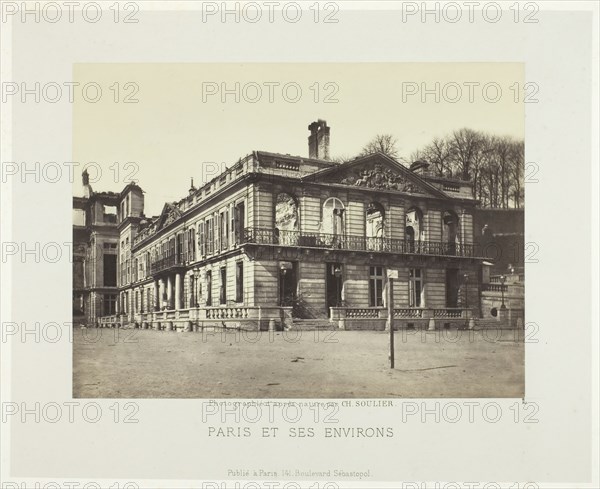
[336,164,422,193]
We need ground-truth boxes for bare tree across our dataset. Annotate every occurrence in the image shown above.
[417,136,455,177]
[449,128,485,180]
[409,129,525,209]
[360,134,399,159]
[330,153,352,164]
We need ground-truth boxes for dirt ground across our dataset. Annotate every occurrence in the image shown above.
[73,327,524,398]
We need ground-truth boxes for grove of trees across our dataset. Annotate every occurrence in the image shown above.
[348,130,524,209]
[410,128,524,208]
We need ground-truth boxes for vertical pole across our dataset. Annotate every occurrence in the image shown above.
[388,277,394,369]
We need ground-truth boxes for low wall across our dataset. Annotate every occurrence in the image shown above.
[96,306,293,332]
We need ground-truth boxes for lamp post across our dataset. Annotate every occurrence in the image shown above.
[334,265,342,307]
[280,264,287,306]
[192,267,201,332]
[193,267,201,307]
[500,274,506,309]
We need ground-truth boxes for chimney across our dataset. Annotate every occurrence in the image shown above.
[81,169,92,198]
[308,119,330,160]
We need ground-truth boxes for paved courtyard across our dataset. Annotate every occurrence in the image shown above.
[73,327,524,398]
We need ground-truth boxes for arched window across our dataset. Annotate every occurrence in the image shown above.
[322,197,345,248]
[442,210,460,254]
[366,202,385,251]
[405,207,424,253]
[275,193,299,245]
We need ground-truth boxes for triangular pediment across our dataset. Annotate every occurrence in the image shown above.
[304,153,446,197]
[156,202,182,231]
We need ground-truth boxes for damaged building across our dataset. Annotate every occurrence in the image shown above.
[93,120,497,330]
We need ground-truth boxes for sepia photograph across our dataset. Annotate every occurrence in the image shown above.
[72,63,525,399]
[2,3,597,487]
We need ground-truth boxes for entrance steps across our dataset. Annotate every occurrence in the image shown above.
[290,318,336,331]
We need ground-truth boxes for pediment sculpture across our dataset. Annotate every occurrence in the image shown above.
[336,164,423,193]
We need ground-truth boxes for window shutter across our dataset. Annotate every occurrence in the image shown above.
[199,221,205,256]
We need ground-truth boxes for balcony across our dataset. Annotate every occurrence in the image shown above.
[150,254,185,274]
[243,227,480,258]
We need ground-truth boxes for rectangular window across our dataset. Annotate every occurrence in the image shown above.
[199,221,205,256]
[103,294,117,315]
[214,214,220,252]
[234,201,245,243]
[236,261,244,303]
[409,268,423,307]
[103,254,117,286]
[369,266,384,307]
[206,218,213,255]
[135,290,139,313]
[220,266,227,304]
[221,210,229,250]
[176,233,183,264]
[206,270,212,306]
[188,228,196,261]
[147,288,152,312]
[169,237,176,261]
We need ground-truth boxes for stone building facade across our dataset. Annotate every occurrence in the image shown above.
[96,121,488,330]
[72,171,119,325]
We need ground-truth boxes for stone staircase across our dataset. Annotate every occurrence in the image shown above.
[473,318,513,329]
[289,318,337,331]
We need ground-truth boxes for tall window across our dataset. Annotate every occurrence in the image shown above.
[206,270,212,306]
[199,221,205,256]
[236,261,244,302]
[220,266,227,304]
[135,290,139,312]
[405,208,424,252]
[366,202,385,251]
[103,254,117,286]
[220,210,229,250]
[442,210,460,254]
[409,268,423,307]
[103,294,117,315]
[234,201,245,244]
[169,237,176,261]
[176,233,183,263]
[369,266,384,307]
[214,214,220,252]
[322,197,345,236]
[206,218,213,254]
[187,228,196,261]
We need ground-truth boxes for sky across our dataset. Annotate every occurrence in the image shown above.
[73,63,524,216]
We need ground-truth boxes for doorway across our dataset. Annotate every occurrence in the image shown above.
[279,261,298,308]
[326,262,343,316]
[446,268,459,307]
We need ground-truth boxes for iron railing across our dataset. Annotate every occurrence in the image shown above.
[150,254,185,274]
[243,227,477,257]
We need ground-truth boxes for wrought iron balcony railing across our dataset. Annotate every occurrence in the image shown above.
[243,227,478,258]
[150,254,185,274]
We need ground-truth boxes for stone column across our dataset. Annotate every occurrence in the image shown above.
[158,279,165,310]
[166,275,173,309]
[154,279,159,311]
[175,273,182,310]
